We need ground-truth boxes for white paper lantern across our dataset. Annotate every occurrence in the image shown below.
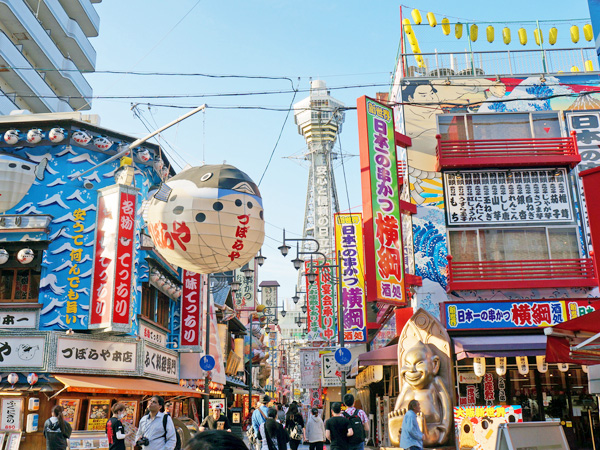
[4,129,19,145]
[146,164,265,274]
[0,249,9,265]
[72,130,92,145]
[558,363,569,372]
[473,357,486,377]
[153,160,164,173]
[536,355,548,373]
[27,373,38,386]
[138,149,151,162]
[150,269,160,283]
[517,356,529,375]
[48,127,66,143]
[27,128,43,144]
[17,248,34,264]
[7,373,18,386]
[94,136,113,151]
[157,274,166,287]
[495,357,507,376]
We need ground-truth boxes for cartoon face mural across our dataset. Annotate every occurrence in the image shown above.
[0,152,47,213]
[146,164,265,274]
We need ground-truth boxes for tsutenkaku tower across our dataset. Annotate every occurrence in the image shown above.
[293,80,345,258]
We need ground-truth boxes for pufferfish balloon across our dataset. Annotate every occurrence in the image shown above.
[146,164,265,274]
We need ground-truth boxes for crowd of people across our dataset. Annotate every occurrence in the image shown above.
[43,393,375,450]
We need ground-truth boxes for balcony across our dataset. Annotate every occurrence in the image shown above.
[446,255,598,291]
[436,132,581,171]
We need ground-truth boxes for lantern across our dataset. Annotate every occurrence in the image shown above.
[146,164,265,274]
[4,129,20,145]
[27,128,43,144]
[473,357,486,376]
[503,27,511,44]
[495,357,507,376]
[7,373,18,387]
[455,23,463,39]
[411,9,422,25]
[161,166,170,178]
[150,269,161,283]
[487,25,494,43]
[536,355,548,373]
[94,136,113,151]
[534,28,543,46]
[157,274,167,287]
[49,127,66,143]
[441,18,451,35]
[402,18,413,35]
[0,249,8,265]
[558,363,569,372]
[72,130,92,145]
[17,248,34,264]
[518,28,527,45]
[427,12,436,27]
[153,160,164,173]
[27,373,38,386]
[138,149,151,162]
[584,24,593,41]
[571,25,580,43]
[517,356,529,375]
[470,24,478,42]
[549,27,558,45]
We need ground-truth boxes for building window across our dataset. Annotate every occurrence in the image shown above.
[156,291,170,329]
[141,283,155,319]
[0,268,41,302]
[448,227,580,262]
[141,283,171,329]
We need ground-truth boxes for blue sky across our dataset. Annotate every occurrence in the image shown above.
[86,0,595,303]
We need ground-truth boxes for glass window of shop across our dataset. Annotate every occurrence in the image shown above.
[141,283,170,329]
[0,268,41,302]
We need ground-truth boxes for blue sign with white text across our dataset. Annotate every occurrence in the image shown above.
[200,355,216,371]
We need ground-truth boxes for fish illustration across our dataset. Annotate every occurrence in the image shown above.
[0,152,48,213]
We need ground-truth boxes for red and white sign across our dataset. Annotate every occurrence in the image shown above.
[89,185,138,331]
[181,270,202,347]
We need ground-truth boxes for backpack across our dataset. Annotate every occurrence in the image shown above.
[343,409,365,445]
[247,408,268,445]
[159,414,182,450]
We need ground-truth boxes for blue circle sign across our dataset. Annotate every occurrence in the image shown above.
[334,347,352,365]
[199,355,216,371]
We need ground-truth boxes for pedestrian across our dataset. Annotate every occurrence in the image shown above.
[259,408,287,450]
[106,403,132,450]
[199,405,232,432]
[276,404,285,424]
[342,393,370,450]
[43,405,72,450]
[251,395,271,450]
[304,407,325,450]
[399,400,426,450]
[284,403,304,450]
[135,396,176,450]
[163,401,183,450]
[184,430,248,450]
[325,402,353,450]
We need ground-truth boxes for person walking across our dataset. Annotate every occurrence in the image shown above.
[199,405,232,432]
[400,400,426,450]
[325,402,353,450]
[342,393,370,450]
[284,403,304,450]
[135,396,176,450]
[259,408,288,450]
[276,404,285,424]
[106,403,132,450]
[251,395,271,450]
[43,405,72,450]
[304,407,325,450]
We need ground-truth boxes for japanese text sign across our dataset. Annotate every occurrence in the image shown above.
[261,286,277,308]
[1,398,23,430]
[0,336,46,369]
[89,185,138,332]
[305,260,338,342]
[357,96,405,305]
[56,337,137,372]
[444,169,573,225]
[233,260,257,311]
[444,299,597,330]
[321,353,342,387]
[181,270,202,347]
[299,348,320,388]
[335,213,367,343]
[143,345,178,381]
[306,260,321,338]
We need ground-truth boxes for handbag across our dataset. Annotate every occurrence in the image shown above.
[246,408,268,444]
[289,423,303,440]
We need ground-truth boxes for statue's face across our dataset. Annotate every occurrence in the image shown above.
[401,345,437,389]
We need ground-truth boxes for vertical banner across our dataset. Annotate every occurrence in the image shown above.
[335,213,367,343]
[319,261,338,341]
[357,96,405,305]
[89,184,138,331]
[180,270,202,347]
[234,259,257,311]
[305,261,321,337]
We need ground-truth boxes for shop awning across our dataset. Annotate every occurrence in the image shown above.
[544,309,600,365]
[55,375,203,397]
[453,335,547,360]
[358,344,398,366]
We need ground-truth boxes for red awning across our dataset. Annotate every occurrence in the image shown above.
[545,309,600,365]
[358,344,398,366]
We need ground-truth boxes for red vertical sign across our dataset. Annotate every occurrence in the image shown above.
[112,191,136,324]
[181,270,201,347]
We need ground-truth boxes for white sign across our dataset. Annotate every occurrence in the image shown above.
[261,286,277,307]
[0,311,37,329]
[444,168,572,225]
[139,323,167,346]
[356,365,383,389]
[458,372,483,384]
[0,336,45,369]
[143,346,178,381]
[209,399,226,410]
[299,349,320,388]
[1,398,23,430]
[56,337,137,372]
[321,353,341,387]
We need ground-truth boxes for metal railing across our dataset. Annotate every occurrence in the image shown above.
[398,47,597,78]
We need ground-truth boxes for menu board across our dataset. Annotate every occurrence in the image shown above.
[58,399,80,429]
[115,400,137,426]
[5,431,21,450]
[86,399,111,431]
[69,431,109,450]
